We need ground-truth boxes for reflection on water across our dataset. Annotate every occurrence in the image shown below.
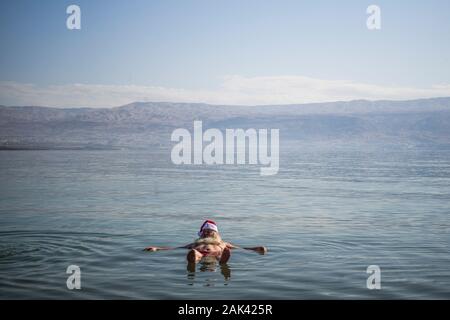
[187,258,231,285]
[0,144,449,299]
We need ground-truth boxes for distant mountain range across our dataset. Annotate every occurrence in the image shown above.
[1,97,450,149]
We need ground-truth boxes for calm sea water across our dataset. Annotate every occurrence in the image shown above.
[0,143,449,299]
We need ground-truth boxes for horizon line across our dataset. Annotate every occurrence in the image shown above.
[2,96,450,110]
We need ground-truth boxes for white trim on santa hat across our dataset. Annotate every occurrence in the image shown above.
[198,221,219,236]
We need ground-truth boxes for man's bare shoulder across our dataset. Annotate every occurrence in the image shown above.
[225,242,239,249]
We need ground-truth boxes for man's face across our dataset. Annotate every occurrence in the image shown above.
[201,229,216,238]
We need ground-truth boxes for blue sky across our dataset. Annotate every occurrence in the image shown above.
[1,0,450,107]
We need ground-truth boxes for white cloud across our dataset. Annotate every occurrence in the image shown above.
[1,76,450,108]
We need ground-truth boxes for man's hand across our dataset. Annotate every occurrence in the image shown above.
[143,246,159,252]
[254,246,268,255]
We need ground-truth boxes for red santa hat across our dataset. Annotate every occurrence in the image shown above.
[198,220,219,236]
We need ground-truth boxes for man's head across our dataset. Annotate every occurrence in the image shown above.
[198,220,219,238]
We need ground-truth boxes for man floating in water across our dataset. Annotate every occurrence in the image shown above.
[144,220,267,264]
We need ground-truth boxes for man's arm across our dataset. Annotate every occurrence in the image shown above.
[244,246,268,254]
[226,242,267,254]
[144,243,193,251]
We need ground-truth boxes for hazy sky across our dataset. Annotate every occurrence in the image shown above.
[1,0,450,107]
